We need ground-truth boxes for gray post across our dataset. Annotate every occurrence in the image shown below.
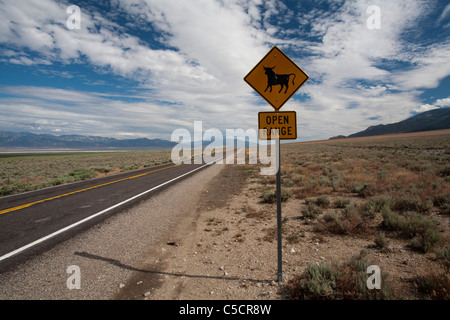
[276,136,282,282]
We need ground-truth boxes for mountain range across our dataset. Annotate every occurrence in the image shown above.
[2,107,449,149]
[0,131,176,150]
[330,107,450,139]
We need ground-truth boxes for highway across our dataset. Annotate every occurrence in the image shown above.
[0,162,212,270]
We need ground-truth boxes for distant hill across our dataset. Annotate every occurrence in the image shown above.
[330,108,450,139]
[0,131,176,150]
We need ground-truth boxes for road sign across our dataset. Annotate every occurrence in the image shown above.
[243,46,309,284]
[258,111,297,140]
[244,46,309,111]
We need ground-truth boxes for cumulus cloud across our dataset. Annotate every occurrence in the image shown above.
[413,104,440,113]
[412,96,450,114]
[435,97,450,107]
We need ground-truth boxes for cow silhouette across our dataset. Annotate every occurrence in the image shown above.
[263,66,296,94]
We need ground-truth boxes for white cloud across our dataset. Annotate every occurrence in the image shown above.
[0,0,214,87]
[8,56,41,66]
[115,0,275,92]
[413,97,450,114]
[0,86,191,139]
[413,104,440,113]
[304,0,435,85]
[392,42,450,90]
[435,97,450,107]
[438,3,450,24]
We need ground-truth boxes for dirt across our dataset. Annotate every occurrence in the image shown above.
[115,163,448,300]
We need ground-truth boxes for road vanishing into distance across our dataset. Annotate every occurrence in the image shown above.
[0,162,212,271]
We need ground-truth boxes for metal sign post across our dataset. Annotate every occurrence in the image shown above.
[275,136,283,282]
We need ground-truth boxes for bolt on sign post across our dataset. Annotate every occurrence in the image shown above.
[245,46,309,282]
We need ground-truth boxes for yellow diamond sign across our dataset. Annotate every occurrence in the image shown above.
[244,46,309,111]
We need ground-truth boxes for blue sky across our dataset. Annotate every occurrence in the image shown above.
[0,0,449,141]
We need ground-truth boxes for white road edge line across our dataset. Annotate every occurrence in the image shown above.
[0,159,221,263]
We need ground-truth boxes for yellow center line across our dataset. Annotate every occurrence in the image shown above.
[0,163,182,215]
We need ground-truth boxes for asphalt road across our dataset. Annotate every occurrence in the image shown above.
[0,162,209,271]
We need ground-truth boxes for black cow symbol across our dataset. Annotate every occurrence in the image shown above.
[263,66,296,94]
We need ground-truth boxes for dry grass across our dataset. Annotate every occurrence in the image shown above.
[288,250,395,300]
[0,150,172,196]
[254,130,450,299]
